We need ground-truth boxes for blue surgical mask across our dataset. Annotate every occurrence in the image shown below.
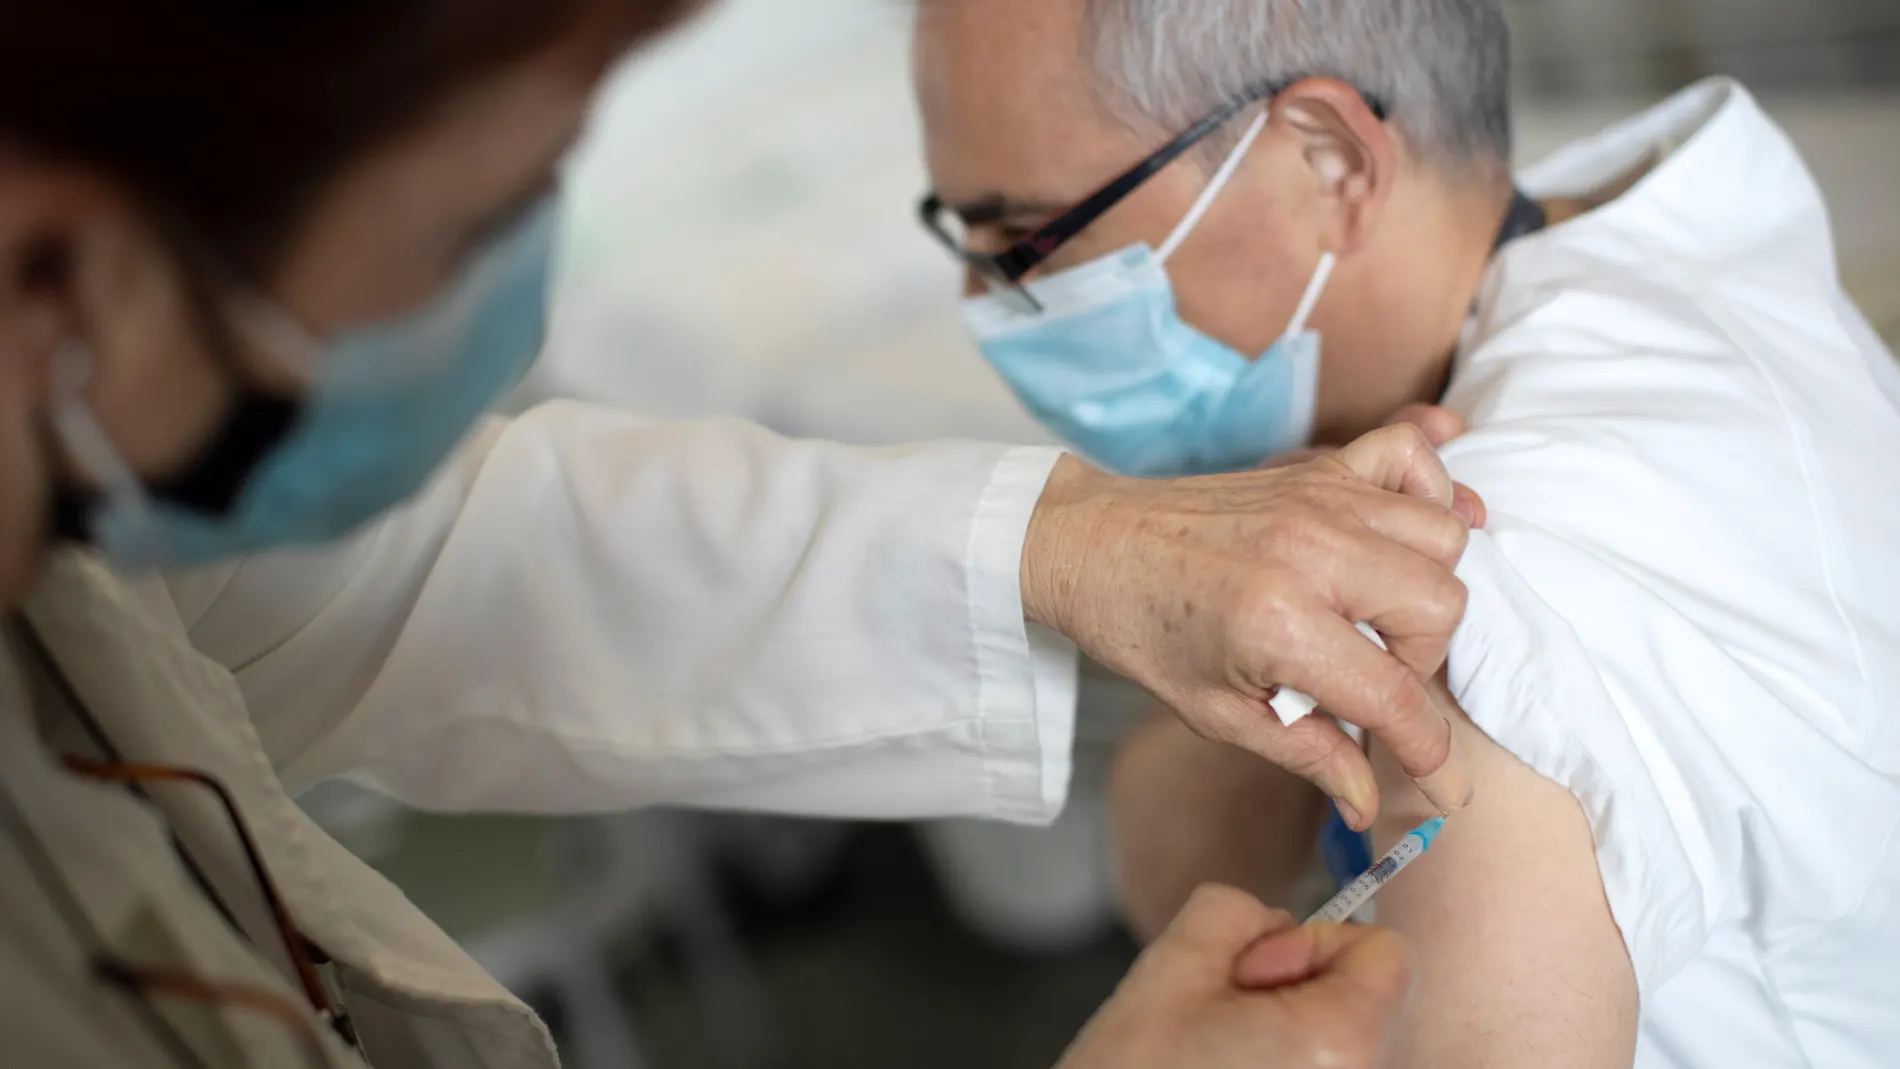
[963,112,1335,478]
[51,195,560,571]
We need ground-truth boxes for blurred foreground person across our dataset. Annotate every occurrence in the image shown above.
[0,1,1470,1065]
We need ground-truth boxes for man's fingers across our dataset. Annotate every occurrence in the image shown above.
[1155,885,1296,964]
[1380,405,1487,528]
[1383,403,1467,447]
[1341,485,1472,571]
[1333,423,1455,508]
[1272,614,1471,814]
[1452,482,1487,529]
[1313,526,1466,677]
[1219,698,1378,829]
[1233,923,1416,1009]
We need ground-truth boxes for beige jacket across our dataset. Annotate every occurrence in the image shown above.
[0,410,1077,1066]
[2,556,557,1068]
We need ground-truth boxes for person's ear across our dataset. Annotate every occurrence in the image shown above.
[0,161,89,393]
[1273,78,1397,256]
[0,161,95,592]
[0,159,230,478]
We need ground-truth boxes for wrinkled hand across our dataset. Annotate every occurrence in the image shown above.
[1057,885,1413,1069]
[1264,406,1485,528]
[1022,417,1476,824]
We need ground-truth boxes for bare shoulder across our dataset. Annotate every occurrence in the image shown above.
[1367,682,1639,1069]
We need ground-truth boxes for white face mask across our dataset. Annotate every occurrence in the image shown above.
[961,111,1335,477]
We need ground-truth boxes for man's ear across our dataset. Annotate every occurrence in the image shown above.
[1273,77,1397,256]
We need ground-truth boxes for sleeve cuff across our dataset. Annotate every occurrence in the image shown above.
[966,446,1080,826]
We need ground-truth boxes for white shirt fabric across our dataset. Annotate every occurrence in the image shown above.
[1441,78,1900,1068]
[160,410,1078,824]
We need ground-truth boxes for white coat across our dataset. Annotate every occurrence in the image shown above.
[1440,78,1900,1067]
[0,416,1078,1067]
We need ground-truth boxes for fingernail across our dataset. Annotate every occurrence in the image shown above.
[1413,721,1474,814]
[1452,483,1487,529]
[1234,929,1317,990]
[1335,798,1364,831]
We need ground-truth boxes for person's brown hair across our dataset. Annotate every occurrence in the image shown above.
[0,1,684,277]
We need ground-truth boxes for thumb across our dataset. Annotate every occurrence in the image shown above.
[1383,404,1467,448]
[1155,885,1297,965]
[1334,423,1455,509]
[1383,406,1487,528]
[1233,923,1415,1004]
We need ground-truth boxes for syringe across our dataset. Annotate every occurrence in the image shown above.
[1306,816,1446,925]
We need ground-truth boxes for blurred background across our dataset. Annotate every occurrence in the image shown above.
[299,2,1900,1067]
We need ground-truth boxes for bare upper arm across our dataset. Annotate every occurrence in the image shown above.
[1368,682,1639,1068]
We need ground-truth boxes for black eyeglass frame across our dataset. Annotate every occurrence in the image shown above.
[918,79,1388,308]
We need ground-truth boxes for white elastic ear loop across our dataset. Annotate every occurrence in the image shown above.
[1282,250,1338,340]
[48,342,156,528]
[1156,109,1271,265]
[233,297,326,382]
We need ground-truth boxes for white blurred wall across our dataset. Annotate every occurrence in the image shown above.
[532,0,1050,447]
[535,0,1900,449]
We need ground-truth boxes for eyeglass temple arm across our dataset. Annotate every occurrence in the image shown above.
[63,758,333,1017]
[997,79,1303,281]
[97,960,331,1069]
[924,78,1386,284]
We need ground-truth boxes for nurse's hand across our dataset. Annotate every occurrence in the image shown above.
[1021,421,1476,826]
[1260,406,1484,526]
[1057,885,1412,1069]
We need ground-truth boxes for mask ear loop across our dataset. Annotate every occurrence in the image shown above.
[230,297,327,383]
[47,341,158,538]
[1157,109,1272,265]
[1282,250,1338,340]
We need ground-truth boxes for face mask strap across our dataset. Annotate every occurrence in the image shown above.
[1283,250,1338,339]
[1157,109,1272,265]
[230,296,327,383]
[48,342,158,533]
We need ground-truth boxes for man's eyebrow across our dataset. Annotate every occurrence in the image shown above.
[952,194,1071,227]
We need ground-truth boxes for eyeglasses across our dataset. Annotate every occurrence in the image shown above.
[0,755,356,1068]
[94,959,333,1069]
[62,761,339,1011]
[1,621,357,1067]
[918,79,1388,313]
[60,758,357,1066]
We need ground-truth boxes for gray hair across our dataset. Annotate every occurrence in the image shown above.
[1081,0,1514,180]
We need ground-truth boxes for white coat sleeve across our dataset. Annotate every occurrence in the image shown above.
[162,402,1079,824]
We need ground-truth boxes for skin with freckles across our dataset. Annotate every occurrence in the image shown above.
[1109,405,1479,937]
[1024,428,1476,823]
